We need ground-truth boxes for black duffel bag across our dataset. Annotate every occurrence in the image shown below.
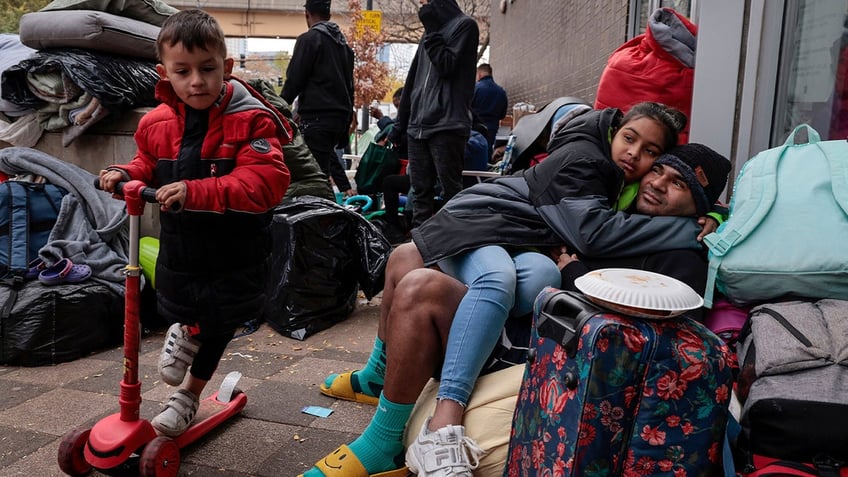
[264,196,390,340]
[0,280,123,366]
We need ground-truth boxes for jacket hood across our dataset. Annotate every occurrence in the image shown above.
[646,7,697,68]
[428,0,464,25]
[227,77,293,144]
[154,77,292,144]
[547,108,621,158]
[312,21,348,47]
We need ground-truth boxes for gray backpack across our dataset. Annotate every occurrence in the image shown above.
[736,299,848,464]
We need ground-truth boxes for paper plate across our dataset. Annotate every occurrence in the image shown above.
[573,268,704,319]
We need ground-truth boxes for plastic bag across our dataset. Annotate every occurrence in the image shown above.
[265,196,391,340]
[0,280,123,366]
[1,48,158,110]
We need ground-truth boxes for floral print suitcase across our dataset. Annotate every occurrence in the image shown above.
[504,288,734,477]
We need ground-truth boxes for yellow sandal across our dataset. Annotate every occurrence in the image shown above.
[319,372,379,406]
[297,444,409,477]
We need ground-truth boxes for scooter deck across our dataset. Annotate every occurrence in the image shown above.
[173,391,247,449]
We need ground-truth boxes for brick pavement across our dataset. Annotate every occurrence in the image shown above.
[0,295,386,477]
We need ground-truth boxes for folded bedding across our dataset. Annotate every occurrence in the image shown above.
[20,10,160,60]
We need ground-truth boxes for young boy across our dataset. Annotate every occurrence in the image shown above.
[99,9,291,437]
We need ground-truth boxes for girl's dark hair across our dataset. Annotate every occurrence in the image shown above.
[618,102,688,151]
[157,9,227,61]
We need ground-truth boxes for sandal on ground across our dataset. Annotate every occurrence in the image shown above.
[25,258,46,280]
[319,372,379,406]
[297,444,408,477]
[38,258,92,285]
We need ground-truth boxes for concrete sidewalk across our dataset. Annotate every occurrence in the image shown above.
[0,294,385,476]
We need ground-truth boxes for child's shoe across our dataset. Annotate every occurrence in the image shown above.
[151,389,199,437]
[158,323,200,386]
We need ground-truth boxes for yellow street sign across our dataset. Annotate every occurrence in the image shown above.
[357,10,382,33]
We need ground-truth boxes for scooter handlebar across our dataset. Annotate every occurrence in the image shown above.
[93,178,179,210]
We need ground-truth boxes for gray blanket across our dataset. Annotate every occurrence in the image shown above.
[0,147,132,294]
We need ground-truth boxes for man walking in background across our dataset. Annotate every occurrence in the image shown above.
[282,0,355,196]
[390,0,479,228]
[472,63,508,158]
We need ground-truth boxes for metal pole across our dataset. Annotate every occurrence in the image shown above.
[367,0,372,10]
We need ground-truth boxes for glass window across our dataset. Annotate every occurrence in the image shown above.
[773,0,848,143]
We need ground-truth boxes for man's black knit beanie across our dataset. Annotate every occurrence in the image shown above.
[654,143,731,215]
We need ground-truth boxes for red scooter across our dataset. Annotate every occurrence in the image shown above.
[58,180,247,477]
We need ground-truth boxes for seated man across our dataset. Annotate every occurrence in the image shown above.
[300,143,731,477]
[371,87,403,134]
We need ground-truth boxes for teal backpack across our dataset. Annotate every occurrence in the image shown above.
[703,124,848,307]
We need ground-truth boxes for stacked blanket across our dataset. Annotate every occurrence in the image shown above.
[0,146,133,295]
[0,0,178,146]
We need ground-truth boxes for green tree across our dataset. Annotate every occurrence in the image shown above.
[0,0,50,33]
[232,51,292,95]
[274,50,292,93]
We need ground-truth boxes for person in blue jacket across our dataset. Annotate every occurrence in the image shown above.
[471,63,508,158]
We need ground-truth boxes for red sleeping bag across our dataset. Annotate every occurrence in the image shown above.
[594,7,697,143]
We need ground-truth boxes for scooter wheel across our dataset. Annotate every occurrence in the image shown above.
[139,436,180,477]
[58,428,92,476]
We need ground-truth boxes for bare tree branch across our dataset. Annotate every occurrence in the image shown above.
[372,0,490,59]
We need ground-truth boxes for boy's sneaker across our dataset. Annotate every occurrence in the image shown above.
[406,418,485,477]
[151,389,199,437]
[158,323,200,386]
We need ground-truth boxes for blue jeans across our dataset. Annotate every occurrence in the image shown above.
[436,245,561,405]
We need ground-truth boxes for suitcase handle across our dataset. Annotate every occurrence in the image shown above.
[535,290,601,358]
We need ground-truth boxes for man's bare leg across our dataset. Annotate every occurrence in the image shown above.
[301,269,467,477]
[384,269,466,404]
[321,242,425,402]
[378,242,425,339]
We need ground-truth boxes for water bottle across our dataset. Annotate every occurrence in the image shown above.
[500,135,516,175]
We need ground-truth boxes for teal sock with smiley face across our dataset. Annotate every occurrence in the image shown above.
[302,393,411,476]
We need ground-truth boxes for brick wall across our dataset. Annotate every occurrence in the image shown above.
[489,0,630,111]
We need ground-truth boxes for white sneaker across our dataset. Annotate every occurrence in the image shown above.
[158,323,200,386]
[406,418,486,477]
[151,389,199,437]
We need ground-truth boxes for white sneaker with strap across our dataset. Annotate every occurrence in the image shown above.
[151,389,199,437]
[158,323,200,386]
[406,418,486,477]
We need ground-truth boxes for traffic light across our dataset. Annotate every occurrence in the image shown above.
[277,76,283,87]
[239,54,245,68]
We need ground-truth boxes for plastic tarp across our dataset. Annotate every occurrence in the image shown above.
[0,281,123,366]
[0,47,158,110]
[265,196,391,340]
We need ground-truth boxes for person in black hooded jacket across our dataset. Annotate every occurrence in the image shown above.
[389,0,479,228]
[282,0,355,196]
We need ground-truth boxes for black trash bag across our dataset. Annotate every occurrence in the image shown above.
[265,196,391,340]
[0,280,124,366]
[0,47,158,110]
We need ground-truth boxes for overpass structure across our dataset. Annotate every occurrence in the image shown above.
[167,0,327,38]
[166,0,410,39]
